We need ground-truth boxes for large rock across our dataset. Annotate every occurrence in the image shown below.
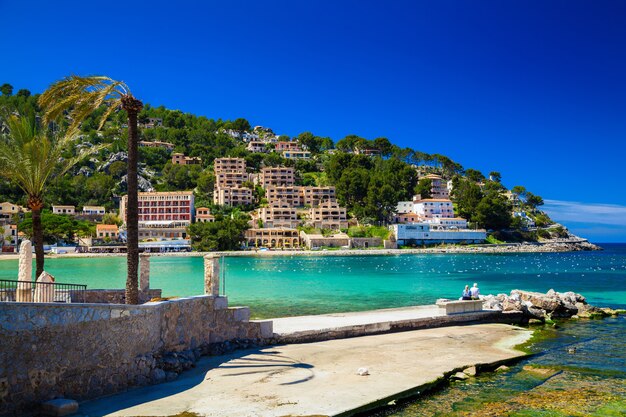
[482,289,592,320]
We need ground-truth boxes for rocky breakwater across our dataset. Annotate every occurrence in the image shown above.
[482,289,625,323]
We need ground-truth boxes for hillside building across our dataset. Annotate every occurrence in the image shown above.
[259,167,295,188]
[214,187,253,206]
[275,141,301,152]
[82,206,106,216]
[308,201,348,230]
[258,201,299,228]
[138,140,174,150]
[283,150,311,160]
[195,207,215,223]
[423,174,449,199]
[172,153,202,165]
[265,186,302,207]
[301,186,336,207]
[52,205,76,215]
[0,202,26,224]
[214,157,246,174]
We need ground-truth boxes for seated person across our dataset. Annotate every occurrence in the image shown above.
[461,285,472,300]
[470,283,480,299]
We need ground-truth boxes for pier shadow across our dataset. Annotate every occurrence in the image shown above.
[78,346,315,416]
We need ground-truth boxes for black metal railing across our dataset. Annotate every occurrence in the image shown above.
[0,279,87,303]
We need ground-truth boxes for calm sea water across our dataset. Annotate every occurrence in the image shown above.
[375,316,626,417]
[0,243,625,318]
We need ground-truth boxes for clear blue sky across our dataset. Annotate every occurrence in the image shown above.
[1,0,625,242]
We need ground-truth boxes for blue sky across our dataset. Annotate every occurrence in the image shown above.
[1,1,625,242]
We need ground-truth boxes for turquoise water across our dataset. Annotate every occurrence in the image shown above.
[375,316,626,416]
[1,244,625,318]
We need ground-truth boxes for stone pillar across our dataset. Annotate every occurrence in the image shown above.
[139,253,150,293]
[203,254,220,296]
[16,240,32,302]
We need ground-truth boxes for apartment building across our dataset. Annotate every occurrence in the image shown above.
[0,202,26,224]
[244,228,300,249]
[52,205,76,215]
[120,191,194,239]
[172,153,202,165]
[214,187,253,206]
[423,174,449,199]
[214,157,246,174]
[301,186,336,207]
[246,141,267,153]
[275,141,301,152]
[259,201,299,228]
[195,207,215,223]
[215,172,250,189]
[259,167,295,188]
[265,186,302,207]
[308,201,348,230]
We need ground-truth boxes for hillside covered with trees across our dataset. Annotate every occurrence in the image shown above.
[0,82,558,247]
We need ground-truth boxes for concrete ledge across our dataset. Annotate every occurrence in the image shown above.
[272,307,524,344]
[436,298,483,314]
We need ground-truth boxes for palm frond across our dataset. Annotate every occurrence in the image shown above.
[0,115,106,202]
[38,75,131,131]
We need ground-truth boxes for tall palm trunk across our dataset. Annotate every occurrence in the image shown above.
[29,201,45,279]
[122,96,143,305]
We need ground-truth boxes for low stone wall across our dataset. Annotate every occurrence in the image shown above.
[0,296,272,416]
[79,289,162,304]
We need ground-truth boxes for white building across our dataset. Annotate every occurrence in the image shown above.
[396,201,413,214]
[413,199,455,219]
[82,206,106,216]
[391,224,486,245]
[52,205,76,215]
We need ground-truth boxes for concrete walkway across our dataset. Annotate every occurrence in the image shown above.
[78,323,531,417]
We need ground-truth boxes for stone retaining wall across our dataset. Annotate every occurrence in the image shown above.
[79,289,162,304]
[0,296,272,416]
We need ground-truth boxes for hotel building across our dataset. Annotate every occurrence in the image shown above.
[120,191,194,239]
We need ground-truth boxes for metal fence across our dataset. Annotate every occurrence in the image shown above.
[0,279,87,303]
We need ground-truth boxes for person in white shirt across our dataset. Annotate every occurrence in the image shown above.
[469,282,480,299]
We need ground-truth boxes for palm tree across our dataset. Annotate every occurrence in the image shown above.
[0,115,102,278]
[39,76,143,304]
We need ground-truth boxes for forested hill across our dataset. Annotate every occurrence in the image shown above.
[0,84,555,240]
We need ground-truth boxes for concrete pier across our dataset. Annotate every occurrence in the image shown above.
[78,323,531,417]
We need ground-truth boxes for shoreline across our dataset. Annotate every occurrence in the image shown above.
[0,240,602,262]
